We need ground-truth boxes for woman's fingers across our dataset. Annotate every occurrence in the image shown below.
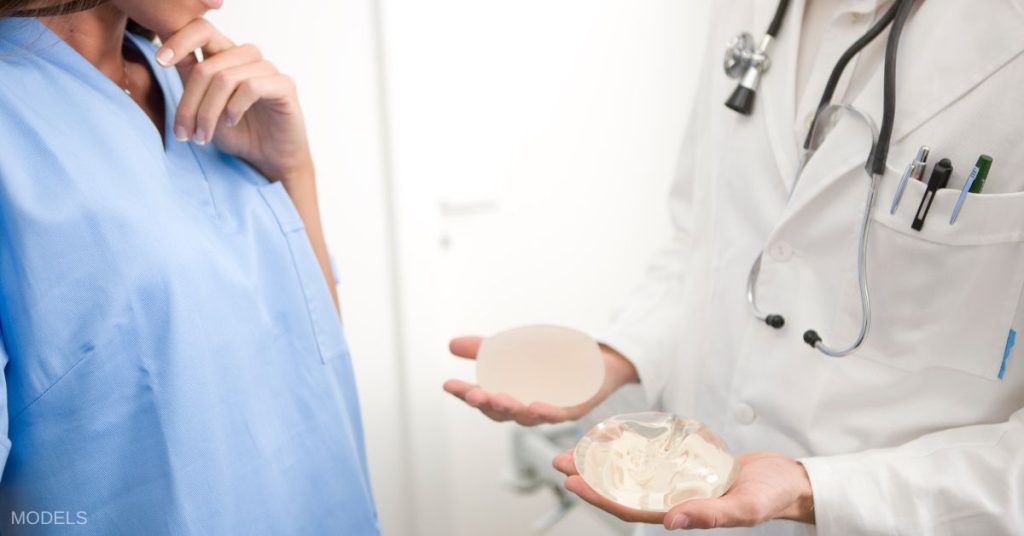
[156,18,233,68]
[193,60,278,143]
[564,476,665,524]
[155,19,235,93]
[223,74,297,125]
[449,337,483,360]
[172,45,264,142]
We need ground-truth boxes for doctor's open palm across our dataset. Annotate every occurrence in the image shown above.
[156,19,313,183]
[444,336,639,426]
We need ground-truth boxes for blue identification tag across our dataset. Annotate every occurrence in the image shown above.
[999,329,1016,380]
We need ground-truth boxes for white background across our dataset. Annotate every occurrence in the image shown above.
[210,1,711,534]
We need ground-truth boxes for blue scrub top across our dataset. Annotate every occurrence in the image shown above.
[0,18,379,535]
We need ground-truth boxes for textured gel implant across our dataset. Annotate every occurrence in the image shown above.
[574,412,739,512]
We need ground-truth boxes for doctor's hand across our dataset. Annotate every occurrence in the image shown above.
[443,337,638,426]
[155,19,313,184]
[552,450,816,530]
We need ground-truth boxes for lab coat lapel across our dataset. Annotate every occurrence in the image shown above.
[778,0,1024,223]
[758,0,805,191]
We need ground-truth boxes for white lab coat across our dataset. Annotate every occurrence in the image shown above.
[600,0,1024,534]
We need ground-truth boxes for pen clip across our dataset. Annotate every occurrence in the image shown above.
[890,146,929,214]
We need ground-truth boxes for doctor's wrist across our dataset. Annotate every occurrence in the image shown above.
[600,344,639,386]
[779,461,816,524]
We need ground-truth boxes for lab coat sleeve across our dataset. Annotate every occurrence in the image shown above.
[798,407,1024,535]
[596,36,712,409]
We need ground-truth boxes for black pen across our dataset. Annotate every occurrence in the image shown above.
[911,158,952,231]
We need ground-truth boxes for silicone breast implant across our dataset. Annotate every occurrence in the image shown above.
[574,413,739,512]
[476,325,605,408]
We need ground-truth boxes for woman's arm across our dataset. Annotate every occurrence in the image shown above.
[155,19,340,312]
[281,167,341,312]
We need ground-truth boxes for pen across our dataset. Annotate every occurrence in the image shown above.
[950,155,993,224]
[890,145,930,214]
[911,158,952,231]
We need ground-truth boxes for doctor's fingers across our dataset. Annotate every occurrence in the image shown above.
[552,449,578,476]
[449,336,483,359]
[526,400,584,423]
[172,45,266,142]
[662,496,768,531]
[443,383,509,422]
[192,61,279,142]
[563,475,665,524]
[444,382,544,425]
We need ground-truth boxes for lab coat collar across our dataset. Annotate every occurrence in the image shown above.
[778,0,1024,224]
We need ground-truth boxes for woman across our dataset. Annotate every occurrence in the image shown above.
[0,1,378,533]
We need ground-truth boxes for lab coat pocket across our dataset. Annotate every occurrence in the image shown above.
[832,176,1024,379]
[258,181,350,365]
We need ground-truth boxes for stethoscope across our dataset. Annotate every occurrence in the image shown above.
[727,0,918,357]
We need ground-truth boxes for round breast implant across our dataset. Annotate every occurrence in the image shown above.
[476,325,605,407]
[574,412,739,512]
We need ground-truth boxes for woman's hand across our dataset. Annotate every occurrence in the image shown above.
[155,19,312,183]
[443,336,638,426]
[552,450,816,530]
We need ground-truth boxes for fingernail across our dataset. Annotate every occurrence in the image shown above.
[224,115,236,128]
[173,125,189,142]
[668,514,691,530]
[155,47,174,66]
[193,128,207,145]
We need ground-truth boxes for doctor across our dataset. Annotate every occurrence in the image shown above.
[445,0,1024,533]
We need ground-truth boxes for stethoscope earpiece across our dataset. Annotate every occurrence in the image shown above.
[765,314,785,330]
[803,330,822,348]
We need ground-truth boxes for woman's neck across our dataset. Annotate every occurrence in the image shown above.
[39,6,167,142]
[40,5,128,81]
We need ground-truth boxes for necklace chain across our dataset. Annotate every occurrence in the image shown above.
[120,56,132,97]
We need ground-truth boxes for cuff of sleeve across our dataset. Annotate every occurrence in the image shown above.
[797,454,896,536]
[597,328,671,410]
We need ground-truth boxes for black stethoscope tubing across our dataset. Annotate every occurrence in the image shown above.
[739,0,919,355]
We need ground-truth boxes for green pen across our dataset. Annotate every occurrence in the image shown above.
[950,155,993,224]
[969,155,993,193]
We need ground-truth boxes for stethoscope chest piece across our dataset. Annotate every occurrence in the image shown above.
[723,32,773,115]
[723,32,763,79]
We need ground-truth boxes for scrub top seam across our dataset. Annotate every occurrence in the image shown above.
[9,347,91,424]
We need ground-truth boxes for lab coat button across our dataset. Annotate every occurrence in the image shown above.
[734,404,756,425]
[769,241,794,262]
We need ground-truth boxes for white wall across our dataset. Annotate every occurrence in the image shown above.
[210,1,711,534]
[380,1,712,535]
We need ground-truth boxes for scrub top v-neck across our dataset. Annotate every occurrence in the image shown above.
[0,17,379,535]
